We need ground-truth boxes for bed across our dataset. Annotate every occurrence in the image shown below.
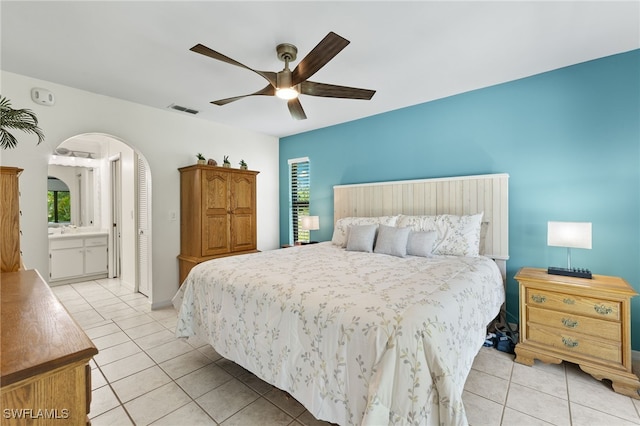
[173,173,509,426]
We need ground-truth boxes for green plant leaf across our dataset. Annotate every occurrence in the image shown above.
[0,95,45,149]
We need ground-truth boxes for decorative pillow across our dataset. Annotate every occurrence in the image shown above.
[346,224,378,253]
[374,225,411,257]
[406,230,438,257]
[396,214,438,232]
[432,213,484,256]
[331,215,399,247]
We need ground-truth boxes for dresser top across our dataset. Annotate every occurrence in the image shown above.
[515,267,636,297]
[1,269,98,386]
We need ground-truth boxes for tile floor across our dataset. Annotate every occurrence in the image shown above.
[51,278,640,426]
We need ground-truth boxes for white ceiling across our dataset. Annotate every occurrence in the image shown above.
[2,1,639,138]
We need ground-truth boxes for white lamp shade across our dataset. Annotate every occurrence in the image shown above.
[547,221,592,249]
[300,216,320,231]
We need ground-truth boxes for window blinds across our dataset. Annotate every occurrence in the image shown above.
[290,159,310,243]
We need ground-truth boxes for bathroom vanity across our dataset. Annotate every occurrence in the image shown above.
[48,230,108,285]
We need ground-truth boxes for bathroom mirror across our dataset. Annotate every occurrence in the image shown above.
[47,164,97,228]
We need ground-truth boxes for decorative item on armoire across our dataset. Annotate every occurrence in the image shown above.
[239,159,248,170]
[207,158,217,166]
[196,153,206,165]
[223,155,231,167]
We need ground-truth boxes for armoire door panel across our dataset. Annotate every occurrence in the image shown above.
[203,215,230,255]
[203,171,229,212]
[231,175,255,212]
[231,214,255,251]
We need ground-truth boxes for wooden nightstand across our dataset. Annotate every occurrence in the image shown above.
[515,267,640,399]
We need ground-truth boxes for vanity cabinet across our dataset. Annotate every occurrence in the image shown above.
[84,237,109,275]
[49,234,108,284]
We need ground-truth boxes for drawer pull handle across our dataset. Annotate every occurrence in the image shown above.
[563,298,575,305]
[594,304,613,316]
[562,337,579,348]
[562,318,578,328]
[531,295,546,304]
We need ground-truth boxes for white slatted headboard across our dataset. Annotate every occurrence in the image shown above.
[333,173,509,276]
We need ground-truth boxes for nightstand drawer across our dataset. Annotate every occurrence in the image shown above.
[526,288,620,321]
[527,306,621,341]
[528,325,621,364]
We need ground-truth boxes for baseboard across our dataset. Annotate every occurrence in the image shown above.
[151,299,174,310]
[120,279,135,291]
[48,272,108,286]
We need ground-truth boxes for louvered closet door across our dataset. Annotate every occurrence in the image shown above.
[201,170,231,256]
[137,155,151,296]
[229,173,256,252]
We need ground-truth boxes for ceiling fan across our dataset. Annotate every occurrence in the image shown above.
[190,32,376,120]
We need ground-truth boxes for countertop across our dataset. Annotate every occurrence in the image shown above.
[48,229,108,239]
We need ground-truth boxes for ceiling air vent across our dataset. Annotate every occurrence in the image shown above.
[168,104,199,115]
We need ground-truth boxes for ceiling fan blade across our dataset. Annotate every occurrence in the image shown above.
[191,44,277,87]
[291,32,350,85]
[300,81,376,100]
[287,98,307,120]
[212,84,275,106]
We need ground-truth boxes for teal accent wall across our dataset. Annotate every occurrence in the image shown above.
[279,50,640,348]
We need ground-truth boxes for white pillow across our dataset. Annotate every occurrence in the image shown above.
[346,224,378,253]
[331,215,399,247]
[398,213,484,256]
[374,225,411,257]
[396,214,438,232]
[406,230,437,257]
[432,213,484,256]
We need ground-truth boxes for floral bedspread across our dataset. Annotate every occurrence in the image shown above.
[172,242,504,426]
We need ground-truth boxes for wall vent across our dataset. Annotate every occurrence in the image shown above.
[168,104,199,115]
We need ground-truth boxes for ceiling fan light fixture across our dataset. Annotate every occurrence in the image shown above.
[276,87,299,100]
[276,65,298,100]
[192,32,375,120]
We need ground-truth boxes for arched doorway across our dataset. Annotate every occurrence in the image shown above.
[49,133,152,297]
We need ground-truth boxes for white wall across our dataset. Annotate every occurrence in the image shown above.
[1,71,280,306]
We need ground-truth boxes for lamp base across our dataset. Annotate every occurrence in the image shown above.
[547,266,592,279]
[294,241,319,246]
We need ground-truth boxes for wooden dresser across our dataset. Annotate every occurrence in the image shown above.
[1,166,23,272]
[515,267,640,398]
[1,269,98,425]
[177,165,259,284]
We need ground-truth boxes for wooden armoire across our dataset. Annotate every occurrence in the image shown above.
[177,165,259,284]
[1,166,23,273]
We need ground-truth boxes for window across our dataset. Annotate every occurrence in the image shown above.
[289,157,310,243]
[47,177,71,223]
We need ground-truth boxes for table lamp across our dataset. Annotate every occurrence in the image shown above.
[300,215,320,244]
[547,221,592,278]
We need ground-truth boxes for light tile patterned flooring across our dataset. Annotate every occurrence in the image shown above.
[51,278,640,426]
